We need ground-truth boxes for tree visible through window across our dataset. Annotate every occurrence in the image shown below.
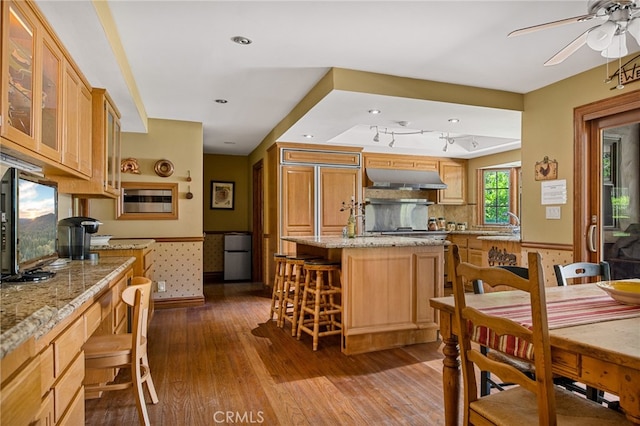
[483,170,510,224]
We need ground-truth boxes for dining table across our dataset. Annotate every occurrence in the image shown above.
[429,281,640,425]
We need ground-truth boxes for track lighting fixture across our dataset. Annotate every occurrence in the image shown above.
[370,125,433,148]
[471,137,478,148]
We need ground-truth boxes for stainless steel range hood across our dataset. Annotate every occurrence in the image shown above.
[366,168,447,190]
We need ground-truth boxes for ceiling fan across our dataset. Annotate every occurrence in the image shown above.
[509,0,640,66]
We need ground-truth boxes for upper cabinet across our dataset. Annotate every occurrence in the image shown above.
[437,159,466,205]
[362,153,467,204]
[56,88,121,198]
[1,0,92,179]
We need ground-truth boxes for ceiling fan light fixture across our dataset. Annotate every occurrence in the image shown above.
[587,21,617,50]
[601,32,628,58]
[628,17,640,45]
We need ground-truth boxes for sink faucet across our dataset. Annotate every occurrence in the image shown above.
[506,211,520,233]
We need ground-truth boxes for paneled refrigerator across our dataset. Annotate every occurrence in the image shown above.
[224,233,251,281]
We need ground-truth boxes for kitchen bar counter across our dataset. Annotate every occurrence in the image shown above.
[283,235,445,355]
[0,256,135,358]
[282,235,448,249]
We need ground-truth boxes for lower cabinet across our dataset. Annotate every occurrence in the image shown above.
[0,264,133,425]
[447,234,482,291]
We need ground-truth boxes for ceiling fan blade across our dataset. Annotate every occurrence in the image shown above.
[544,28,592,66]
[509,13,596,37]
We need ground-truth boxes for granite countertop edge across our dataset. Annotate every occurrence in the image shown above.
[91,238,155,251]
[477,235,522,242]
[282,235,449,249]
[1,257,136,359]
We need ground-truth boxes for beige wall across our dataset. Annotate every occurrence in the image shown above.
[89,118,203,238]
[89,118,204,299]
[521,61,637,245]
[203,154,250,232]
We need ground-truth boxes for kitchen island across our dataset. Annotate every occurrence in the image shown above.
[282,235,447,355]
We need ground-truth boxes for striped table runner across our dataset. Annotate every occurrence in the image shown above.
[479,294,640,330]
[469,295,640,360]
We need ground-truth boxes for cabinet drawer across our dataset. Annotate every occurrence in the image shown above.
[53,317,84,377]
[40,345,55,397]
[57,383,84,426]
[143,249,154,271]
[449,235,468,248]
[54,351,84,423]
[84,301,102,339]
[0,354,41,426]
[37,391,55,426]
[282,149,360,166]
[468,237,483,250]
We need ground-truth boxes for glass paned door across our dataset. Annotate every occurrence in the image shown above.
[7,4,35,138]
[601,124,640,279]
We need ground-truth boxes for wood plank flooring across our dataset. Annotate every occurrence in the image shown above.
[85,282,450,425]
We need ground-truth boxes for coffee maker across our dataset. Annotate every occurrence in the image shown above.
[58,217,102,260]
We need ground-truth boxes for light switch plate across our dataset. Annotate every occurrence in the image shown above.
[546,206,561,219]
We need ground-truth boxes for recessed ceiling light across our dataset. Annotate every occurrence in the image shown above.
[231,36,252,45]
[368,109,381,114]
[303,134,313,139]
[223,141,236,145]
[215,99,228,104]
[448,118,460,123]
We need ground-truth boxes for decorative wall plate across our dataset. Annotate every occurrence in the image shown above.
[154,159,174,177]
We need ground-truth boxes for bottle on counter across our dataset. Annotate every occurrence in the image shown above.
[437,217,446,230]
[428,217,438,231]
[447,222,456,232]
[347,211,356,238]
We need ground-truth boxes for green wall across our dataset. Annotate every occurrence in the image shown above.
[203,154,250,232]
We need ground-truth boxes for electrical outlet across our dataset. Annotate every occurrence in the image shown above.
[546,206,561,219]
[157,281,166,292]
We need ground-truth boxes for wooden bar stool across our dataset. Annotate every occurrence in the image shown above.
[281,254,320,336]
[297,259,342,351]
[269,253,289,326]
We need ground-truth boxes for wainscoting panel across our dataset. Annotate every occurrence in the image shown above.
[521,245,573,287]
[153,240,203,300]
[203,233,224,273]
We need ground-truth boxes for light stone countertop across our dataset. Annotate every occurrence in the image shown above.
[477,235,522,242]
[282,235,449,249]
[91,238,155,251]
[0,256,135,359]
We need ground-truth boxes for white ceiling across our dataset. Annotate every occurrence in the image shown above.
[34,0,640,159]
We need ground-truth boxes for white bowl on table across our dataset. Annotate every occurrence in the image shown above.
[597,280,640,305]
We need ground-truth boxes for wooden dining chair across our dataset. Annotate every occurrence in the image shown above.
[472,265,534,396]
[83,278,159,426]
[451,245,628,425]
[554,261,611,287]
[553,261,611,404]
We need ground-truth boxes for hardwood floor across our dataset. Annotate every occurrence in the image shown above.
[85,282,450,425]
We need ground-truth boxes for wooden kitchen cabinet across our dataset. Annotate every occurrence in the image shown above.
[267,143,362,280]
[61,63,92,176]
[56,88,121,197]
[447,234,481,291]
[438,159,466,204]
[1,0,93,179]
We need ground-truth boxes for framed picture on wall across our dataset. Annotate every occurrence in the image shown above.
[211,181,235,209]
